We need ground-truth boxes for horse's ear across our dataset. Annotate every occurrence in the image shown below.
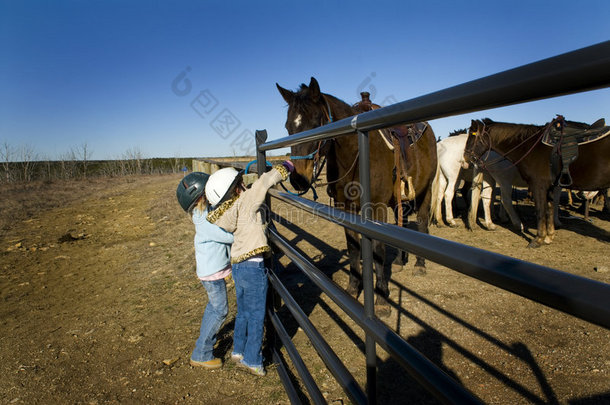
[276,83,294,104]
[308,77,321,102]
[469,120,478,134]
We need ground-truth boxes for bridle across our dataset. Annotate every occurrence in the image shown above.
[287,95,335,188]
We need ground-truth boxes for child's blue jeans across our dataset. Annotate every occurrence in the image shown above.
[231,259,268,368]
[191,279,228,362]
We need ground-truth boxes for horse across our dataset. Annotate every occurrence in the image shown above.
[464,117,610,247]
[276,77,439,316]
[434,131,525,231]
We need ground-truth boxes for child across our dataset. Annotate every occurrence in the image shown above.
[205,162,293,376]
[176,172,234,369]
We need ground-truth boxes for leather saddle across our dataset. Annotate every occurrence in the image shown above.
[352,92,426,150]
[542,115,610,187]
[542,116,610,147]
[352,92,427,201]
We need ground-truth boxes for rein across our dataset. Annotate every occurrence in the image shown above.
[315,152,359,188]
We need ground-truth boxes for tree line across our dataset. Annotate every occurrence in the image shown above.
[0,142,192,183]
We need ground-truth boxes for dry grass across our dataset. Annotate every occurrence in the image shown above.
[0,176,157,232]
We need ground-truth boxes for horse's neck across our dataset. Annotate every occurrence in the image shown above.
[323,96,364,181]
[330,136,358,171]
[325,95,354,121]
[489,124,542,153]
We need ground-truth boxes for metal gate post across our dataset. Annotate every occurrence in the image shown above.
[358,130,377,404]
[256,130,278,368]
[255,129,268,176]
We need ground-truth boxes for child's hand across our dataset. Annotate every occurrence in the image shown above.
[282,160,295,173]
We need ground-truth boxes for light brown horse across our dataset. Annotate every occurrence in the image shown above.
[277,77,439,315]
[464,118,610,248]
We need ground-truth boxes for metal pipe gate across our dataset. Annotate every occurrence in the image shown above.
[255,41,610,404]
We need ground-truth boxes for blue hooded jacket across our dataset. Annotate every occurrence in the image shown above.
[192,208,233,278]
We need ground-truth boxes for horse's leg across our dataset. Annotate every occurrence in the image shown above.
[480,176,497,231]
[553,186,563,228]
[444,173,460,227]
[413,191,432,276]
[468,171,484,230]
[499,180,523,232]
[544,191,556,244]
[434,173,447,226]
[373,205,390,317]
[528,186,548,248]
[344,228,362,297]
[584,198,591,221]
[391,203,408,271]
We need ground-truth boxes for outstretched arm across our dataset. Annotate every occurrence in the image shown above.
[244,163,291,208]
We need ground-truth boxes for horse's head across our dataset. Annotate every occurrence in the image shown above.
[276,77,332,191]
[463,119,491,169]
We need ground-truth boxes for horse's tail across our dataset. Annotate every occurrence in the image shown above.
[428,158,442,224]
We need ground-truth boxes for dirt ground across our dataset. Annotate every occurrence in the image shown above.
[1,173,609,404]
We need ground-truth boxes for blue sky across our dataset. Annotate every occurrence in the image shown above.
[1,0,609,160]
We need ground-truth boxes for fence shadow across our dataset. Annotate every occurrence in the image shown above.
[376,329,454,405]
[271,212,563,404]
[387,277,559,404]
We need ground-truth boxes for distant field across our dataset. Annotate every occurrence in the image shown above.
[1,155,292,184]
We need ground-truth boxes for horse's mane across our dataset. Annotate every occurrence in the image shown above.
[449,128,467,137]
[479,118,542,142]
[325,94,355,117]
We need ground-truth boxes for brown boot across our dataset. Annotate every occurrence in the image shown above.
[189,357,222,369]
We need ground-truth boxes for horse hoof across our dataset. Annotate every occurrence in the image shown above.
[412,267,427,276]
[449,222,461,229]
[484,225,496,231]
[527,240,541,248]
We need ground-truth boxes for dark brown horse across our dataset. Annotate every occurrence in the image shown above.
[464,118,610,248]
[277,77,439,315]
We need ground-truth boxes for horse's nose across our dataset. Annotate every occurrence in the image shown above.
[289,171,311,191]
